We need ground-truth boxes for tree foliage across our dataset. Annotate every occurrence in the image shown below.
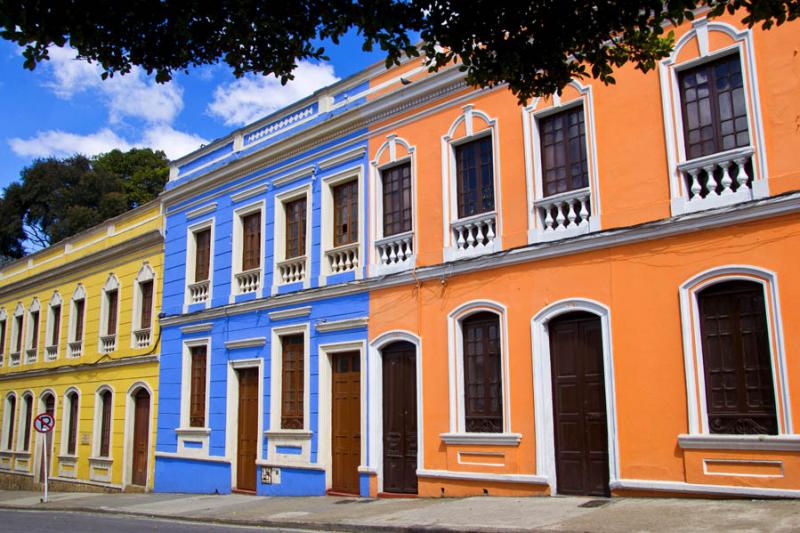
[1,1,797,103]
[0,148,169,259]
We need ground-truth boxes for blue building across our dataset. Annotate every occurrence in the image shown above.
[154,78,375,496]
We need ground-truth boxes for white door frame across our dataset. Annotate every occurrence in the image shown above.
[122,381,154,490]
[225,358,264,490]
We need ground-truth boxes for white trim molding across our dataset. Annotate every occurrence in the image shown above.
[178,337,212,456]
[522,81,602,243]
[272,183,313,294]
[679,265,792,436]
[531,298,620,495]
[315,316,368,333]
[131,263,156,349]
[45,291,63,361]
[98,274,120,354]
[678,434,800,451]
[225,357,264,490]
[230,201,266,300]
[122,381,154,489]
[441,104,503,261]
[417,469,548,486]
[611,478,800,499]
[268,306,312,321]
[184,217,215,311]
[68,284,87,358]
[368,134,418,276]
[659,17,769,216]
[24,297,41,364]
[319,164,366,285]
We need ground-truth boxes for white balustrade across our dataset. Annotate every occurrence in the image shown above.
[375,232,414,268]
[451,212,497,253]
[25,349,37,363]
[278,256,307,284]
[133,328,152,348]
[236,268,262,294]
[535,187,592,237]
[9,351,20,366]
[45,345,58,360]
[100,334,117,353]
[188,280,210,304]
[68,341,83,358]
[678,146,754,209]
[326,243,359,274]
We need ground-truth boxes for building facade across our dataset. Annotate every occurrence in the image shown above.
[0,202,163,492]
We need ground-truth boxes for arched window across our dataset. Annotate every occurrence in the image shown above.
[69,284,87,357]
[132,264,156,348]
[19,393,33,452]
[2,393,16,451]
[461,311,503,433]
[25,298,41,363]
[46,292,63,360]
[64,391,80,455]
[95,388,113,457]
[697,279,777,435]
[99,275,120,353]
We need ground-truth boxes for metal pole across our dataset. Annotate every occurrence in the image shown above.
[42,432,48,504]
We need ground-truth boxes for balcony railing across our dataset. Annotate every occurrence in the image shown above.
[533,187,592,241]
[326,243,359,275]
[451,211,497,256]
[9,351,20,366]
[100,334,116,354]
[45,345,58,360]
[678,146,755,212]
[133,328,151,348]
[375,232,414,270]
[188,280,210,304]
[235,268,261,294]
[25,348,37,363]
[68,340,83,358]
[278,256,307,284]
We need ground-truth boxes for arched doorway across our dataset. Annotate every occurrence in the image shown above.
[548,311,609,496]
[381,340,418,494]
[37,392,55,483]
[130,387,150,486]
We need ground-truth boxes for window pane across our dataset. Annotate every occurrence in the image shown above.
[0,320,5,353]
[333,181,358,247]
[51,305,61,346]
[540,106,589,197]
[67,393,79,455]
[281,334,305,429]
[140,281,154,330]
[462,311,503,433]
[100,391,112,457]
[190,346,207,427]
[106,290,118,336]
[22,395,32,452]
[381,162,412,236]
[455,137,495,218]
[30,311,39,350]
[6,396,15,450]
[241,212,262,271]
[285,198,307,259]
[194,228,211,282]
[74,299,85,341]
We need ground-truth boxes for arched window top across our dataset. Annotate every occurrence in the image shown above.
[29,298,40,313]
[103,274,120,292]
[372,134,414,167]
[13,302,24,317]
[5,391,16,402]
[461,310,500,327]
[96,385,114,398]
[668,18,749,65]
[38,389,55,402]
[20,390,33,401]
[526,80,591,112]
[681,265,774,293]
[64,386,80,399]
[444,104,496,141]
[72,284,86,301]
[49,291,62,307]
[136,263,155,283]
[449,299,506,322]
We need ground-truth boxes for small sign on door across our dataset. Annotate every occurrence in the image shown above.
[261,466,281,485]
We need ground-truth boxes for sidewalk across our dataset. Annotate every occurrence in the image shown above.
[0,489,798,532]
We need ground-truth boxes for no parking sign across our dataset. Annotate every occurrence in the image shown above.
[34,413,54,433]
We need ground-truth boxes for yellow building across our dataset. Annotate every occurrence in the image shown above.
[0,201,163,492]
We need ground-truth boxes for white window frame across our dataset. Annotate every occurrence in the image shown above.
[272,184,312,294]
[368,134,417,276]
[678,266,793,449]
[441,104,503,261]
[9,303,24,366]
[15,391,33,453]
[45,291,63,361]
[184,218,215,311]
[0,308,7,367]
[98,275,121,353]
[24,298,41,364]
[131,263,156,348]
[68,284,87,358]
[1,392,16,452]
[59,387,81,458]
[230,201,266,300]
[177,337,212,456]
[659,17,769,216]
[319,166,365,285]
[522,81,602,243]
[442,300,518,445]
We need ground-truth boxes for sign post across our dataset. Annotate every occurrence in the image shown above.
[33,413,55,503]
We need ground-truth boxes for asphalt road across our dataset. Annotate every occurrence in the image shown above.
[0,509,315,533]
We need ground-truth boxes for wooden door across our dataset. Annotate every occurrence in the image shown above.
[382,342,417,494]
[549,312,609,496]
[40,394,55,482]
[332,351,360,494]
[131,388,150,486]
[236,368,259,492]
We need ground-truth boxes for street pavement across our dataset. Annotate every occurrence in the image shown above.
[1,489,799,532]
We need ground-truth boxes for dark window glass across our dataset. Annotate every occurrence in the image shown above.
[679,54,750,160]
[5,395,15,450]
[194,228,211,283]
[0,320,6,353]
[462,311,503,433]
[50,305,61,346]
[381,163,412,237]
[106,290,118,336]
[67,392,79,455]
[22,395,32,452]
[190,346,207,427]
[699,280,777,435]
[140,281,154,330]
[281,334,305,430]
[540,106,589,197]
[99,390,112,457]
[74,299,85,341]
[14,315,22,352]
[333,181,359,247]
[455,136,495,218]
[30,311,39,350]
[285,198,307,259]
[241,212,262,271]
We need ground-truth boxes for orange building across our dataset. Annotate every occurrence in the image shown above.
[361,12,800,498]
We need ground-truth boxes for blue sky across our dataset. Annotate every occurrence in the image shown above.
[0,31,388,191]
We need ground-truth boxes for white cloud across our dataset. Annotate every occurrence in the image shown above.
[44,46,183,125]
[8,126,207,161]
[208,61,339,127]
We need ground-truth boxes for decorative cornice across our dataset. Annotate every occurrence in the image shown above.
[272,165,316,188]
[154,451,230,464]
[159,191,800,327]
[678,434,800,451]
[224,337,266,350]
[230,184,268,203]
[0,354,159,381]
[440,433,522,446]
[180,323,214,334]
[268,306,312,321]
[318,146,367,171]
[417,469,547,485]
[315,316,369,332]
[185,203,217,220]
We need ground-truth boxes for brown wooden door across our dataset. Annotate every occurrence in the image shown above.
[40,394,55,482]
[131,388,150,486]
[549,312,609,497]
[382,342,417,494]
[332,352,360,494]
[236,368,259,491]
